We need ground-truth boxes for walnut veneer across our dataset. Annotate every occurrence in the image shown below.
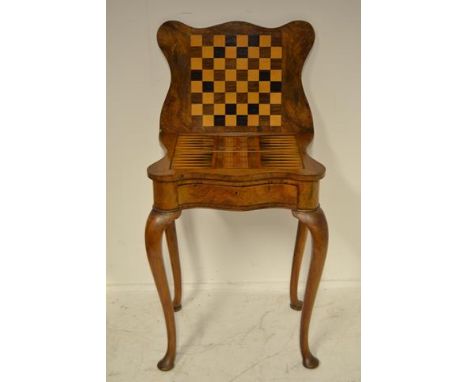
[145,20,329,371]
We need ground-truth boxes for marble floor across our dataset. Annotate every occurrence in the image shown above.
[107,284,360,382]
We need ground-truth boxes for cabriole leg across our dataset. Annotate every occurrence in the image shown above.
[145,209,181,371]
[293,208,329,369]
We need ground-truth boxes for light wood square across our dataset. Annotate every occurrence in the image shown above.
[203,115,214,126]
[202,93,214,104]
[202,46,214,58]
[248,70,259,81]
[203,70,214,81]
[214,58,225,70]
[270,93,282,104]
[259,58,270,70]
[259,104,270,115]
[225,115,237,126]
[259,35,271,46]
[237,81,248,93]
[226,47,237,58]
[237,35,248,46]
[237,104,248,114]
[248,92,259,103]
[191,81,202,92]
[236,58,248,70]
[213,35,225,46]
[270,115,282,126]
[191,35,202,46]
[191,58,202,69]
[226,69,236,81]
[271,47,282,59]
[248,115,259,126]
[214,104,225,114]
[259,81,270,92]
[248,47,260,58]
[214,81,225,92]
[225,92,237,103]
[270,70,282,81]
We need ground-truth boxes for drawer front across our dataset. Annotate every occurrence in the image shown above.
[178,183,298,210]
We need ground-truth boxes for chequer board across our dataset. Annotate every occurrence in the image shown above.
[190,33,283,128]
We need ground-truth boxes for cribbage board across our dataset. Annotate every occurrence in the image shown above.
[190,33,283,130]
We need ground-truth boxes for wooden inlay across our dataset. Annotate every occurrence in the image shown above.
[190,33,283,129]
[172,134,302,169]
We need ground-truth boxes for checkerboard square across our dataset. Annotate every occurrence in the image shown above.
[248,114,259,126]
[202,46,213,58]
[225,35,237,46]
[214,115,225,126]
[248,92,259,103]
[203,81,214,92]
[237,47,248,58]
[236,35,248,46]
[237,70,248,81]
[202,58,214,69]
[237,93,248,104]
[214,47,225,58]
[214,104,225,114]
[191,35,202,46]
[248,104,259,114]
[226,104,237,115]
[226,115,237,126]
[226,47,237,58]
[248,81,259,92]
[203,70,214,81]
[271,47,282,59]
[259,93,270,104]
[214,70,225,81]
[271,70,281,81]
[270,115,281,126]
[203,93,214,103]
[202,46,214,58]
[270,93,281,104]
[191,70,202,81]
[225,92,237,103]
[214,93,225,103]
[237,81,248,93]
[270,82,282,92]
[260,47,271,58]
[191,81,202,92]
[237,115,248,125]
[248,58,259,69]
[237,58,248,70]
[213,35,225,46]
[213,58,225,70]
[191,57,202,69]
[259,104,270,115]
[203,104,214,114]
[192,104,203,115]
[203,115,214,126]
[237,104,248,114]
[248,47,260,58]
[214,81,225,92]
[259,70,270,81]
[259,35,271,46]
[248,35,259,46]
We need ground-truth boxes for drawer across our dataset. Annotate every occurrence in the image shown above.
[177,183,298,210]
